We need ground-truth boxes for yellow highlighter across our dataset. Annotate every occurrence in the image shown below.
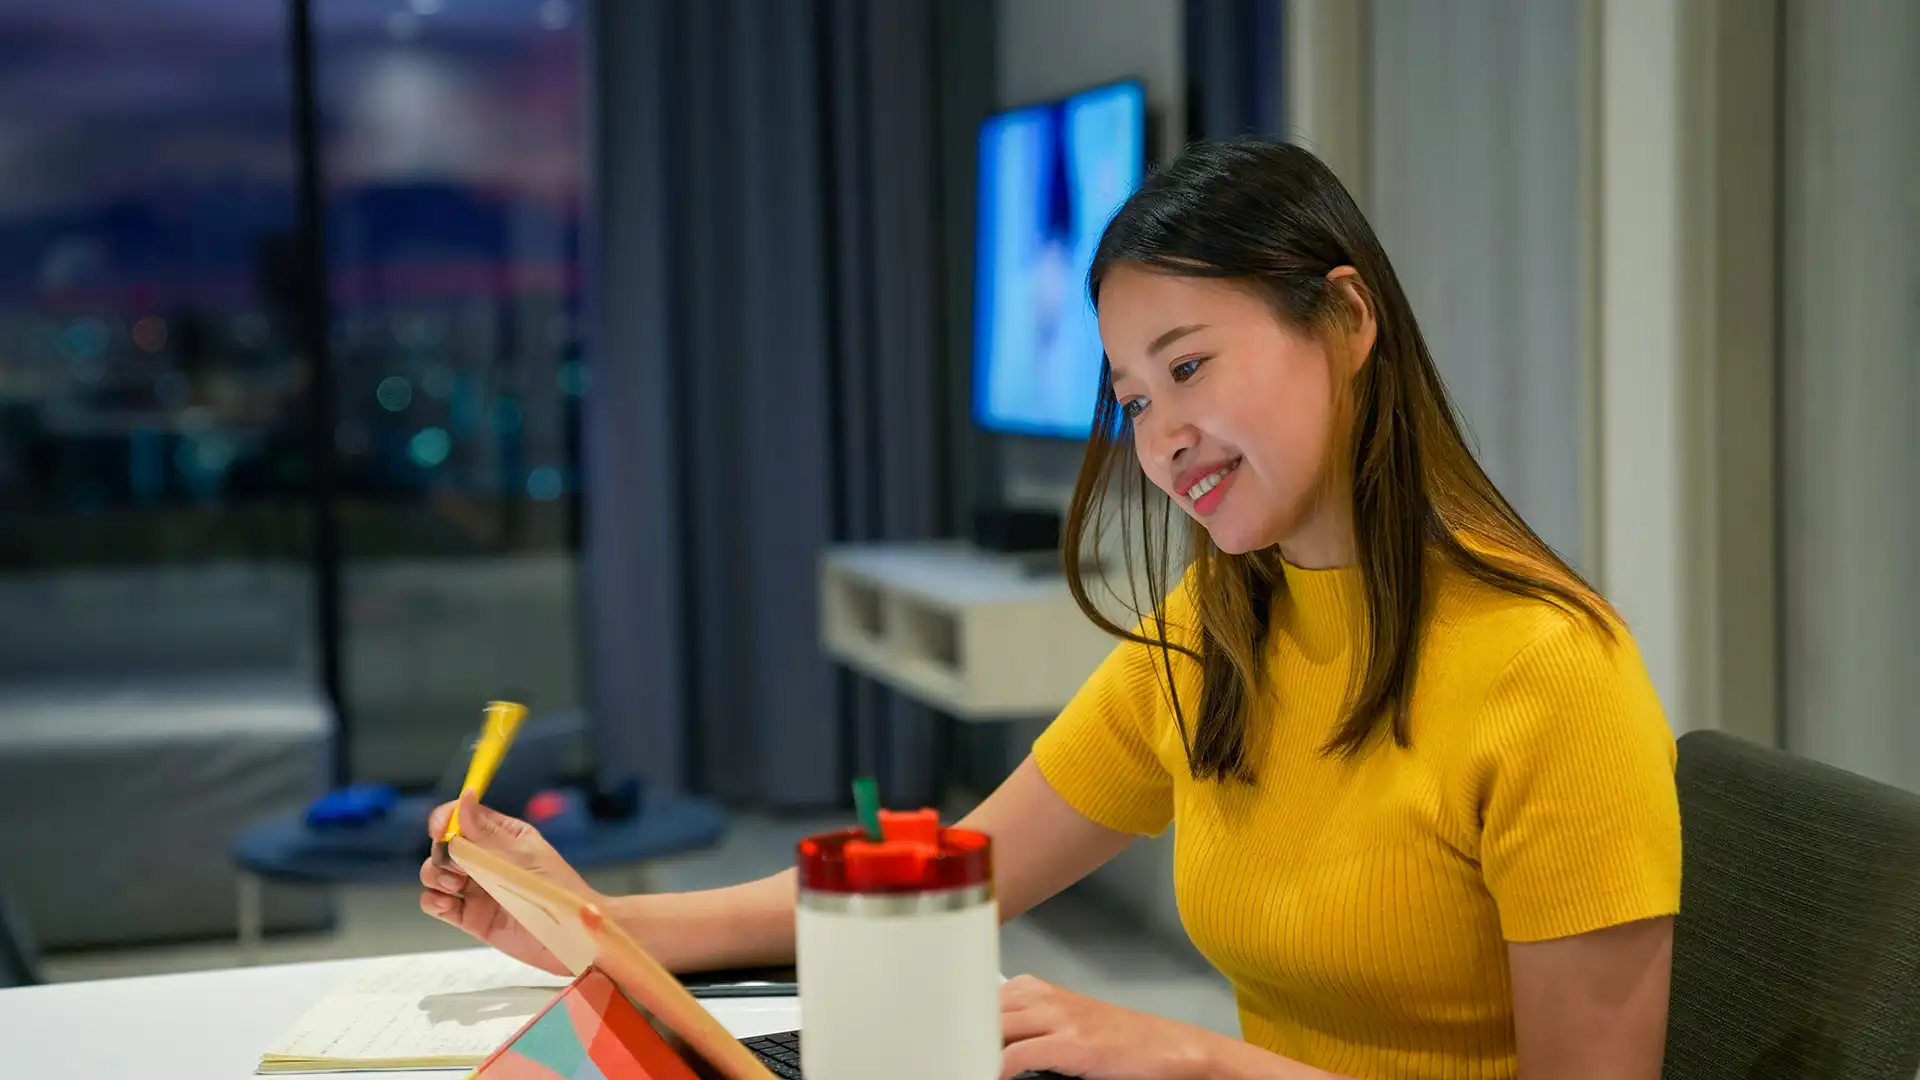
[441,700,529,843]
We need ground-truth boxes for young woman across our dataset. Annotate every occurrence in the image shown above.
[420,139,1680,1080]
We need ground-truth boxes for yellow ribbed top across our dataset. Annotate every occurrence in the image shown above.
[1033,553,1681,1080]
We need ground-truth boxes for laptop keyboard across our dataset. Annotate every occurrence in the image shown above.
[742,1029,803,1078]
[740,1029,1068,1079]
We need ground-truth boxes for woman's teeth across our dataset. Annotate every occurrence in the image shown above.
[1186,463,1237,501]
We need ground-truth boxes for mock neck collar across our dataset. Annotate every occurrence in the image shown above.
[1278,557,1366,657]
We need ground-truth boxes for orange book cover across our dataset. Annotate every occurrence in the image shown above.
[471,968,702,1080]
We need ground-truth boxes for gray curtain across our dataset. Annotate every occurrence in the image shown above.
[1185,0,1287,139]
[584,1,988,810]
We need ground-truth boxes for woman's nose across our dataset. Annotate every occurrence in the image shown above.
[1145,414,1199,471]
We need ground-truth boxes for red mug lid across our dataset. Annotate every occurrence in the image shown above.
[797,812,991,894]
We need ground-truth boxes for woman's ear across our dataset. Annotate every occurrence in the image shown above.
[1325,266,1377,375]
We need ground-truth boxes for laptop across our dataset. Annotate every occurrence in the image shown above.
[729,1028,1064,1080]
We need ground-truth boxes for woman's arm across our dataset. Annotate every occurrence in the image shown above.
[973,756,1140,920]
[1001,919,1673,1080]
[1223,921,1672,1079]
[609,755,1137,972]
[1510,917,1672,1078]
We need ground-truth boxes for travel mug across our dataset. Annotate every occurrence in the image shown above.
[794,809,1000,1080]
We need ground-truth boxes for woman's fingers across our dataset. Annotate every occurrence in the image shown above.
[420,889,461,922]
[427,800,456,839]
[421,883,502,938]
[998,1005,1056,1043]
[419,857,468,894]
[999,973,1050,1008]
[453,790,532,845]
[999,1035,1072,1080]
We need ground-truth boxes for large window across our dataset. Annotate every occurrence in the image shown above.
[0,0,589,783]
[313,1,588,779]
[0,1,314,680]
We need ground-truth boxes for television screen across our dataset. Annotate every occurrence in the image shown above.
[973,80,1146,439]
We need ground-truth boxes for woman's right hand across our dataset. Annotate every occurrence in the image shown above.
[418,791,597,976]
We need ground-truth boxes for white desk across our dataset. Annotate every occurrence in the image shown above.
[0,950,802,1080]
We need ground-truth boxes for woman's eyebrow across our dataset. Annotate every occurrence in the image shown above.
[1147,323,1208,356]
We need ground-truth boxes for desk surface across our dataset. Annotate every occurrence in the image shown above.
[0,950,802,1080]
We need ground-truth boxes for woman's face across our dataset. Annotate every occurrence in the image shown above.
[1098,264,1361,562]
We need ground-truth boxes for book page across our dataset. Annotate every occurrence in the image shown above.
[263,951,572,1066]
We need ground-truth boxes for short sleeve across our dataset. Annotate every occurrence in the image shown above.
[1030,582,1197,837]
[1475,617,1682,943]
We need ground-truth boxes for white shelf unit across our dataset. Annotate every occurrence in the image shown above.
[819,542,1117,720]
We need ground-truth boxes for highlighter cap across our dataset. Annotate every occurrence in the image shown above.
[797,811,991,895]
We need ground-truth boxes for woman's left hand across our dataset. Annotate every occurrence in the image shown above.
[999,975,1222,1080]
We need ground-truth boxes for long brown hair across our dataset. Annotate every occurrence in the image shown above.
[1063,138,1614,781]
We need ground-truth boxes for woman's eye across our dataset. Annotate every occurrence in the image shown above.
[1171,358,1203,382]
[1122,398,1148,419]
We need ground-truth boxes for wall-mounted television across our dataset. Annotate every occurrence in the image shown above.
[972,79,1147,440]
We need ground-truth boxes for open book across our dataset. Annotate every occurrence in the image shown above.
[258,836,779,1078]
[258,950,573,1073]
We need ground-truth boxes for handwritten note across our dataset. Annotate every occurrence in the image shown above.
[259,951,572,1073]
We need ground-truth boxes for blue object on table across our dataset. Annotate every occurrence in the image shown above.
[303,783,401,829]
[230,710,727,954]
[232,785,729,886]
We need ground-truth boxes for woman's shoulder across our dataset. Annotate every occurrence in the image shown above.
[1415,548,1676,864]
[1417,539,1654,723]
[1427,535,1622,643]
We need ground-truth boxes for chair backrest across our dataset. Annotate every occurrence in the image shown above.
[0,877,42,988]
[1666,730,1920,1080]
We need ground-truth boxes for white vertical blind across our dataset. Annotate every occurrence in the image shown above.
[1781,0,1920,790]
[1368,1,1587,569]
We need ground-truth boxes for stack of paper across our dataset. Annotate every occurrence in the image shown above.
[258,951,572,1074]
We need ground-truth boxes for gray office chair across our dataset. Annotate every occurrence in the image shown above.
[0,877,41,988]
[1665,730,1920,1080]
